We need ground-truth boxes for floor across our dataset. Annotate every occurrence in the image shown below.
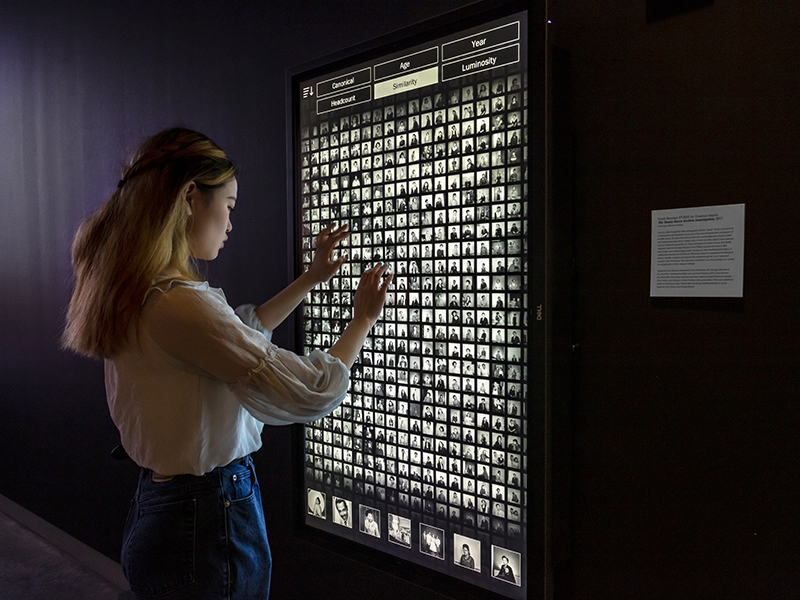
[0,494,131,600]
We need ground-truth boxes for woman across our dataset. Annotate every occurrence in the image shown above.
[496,555,517,584]
[62,128,391,599]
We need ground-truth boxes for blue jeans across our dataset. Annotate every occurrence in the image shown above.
[122,456,271,599]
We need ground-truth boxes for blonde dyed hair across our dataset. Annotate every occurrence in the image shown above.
[62,128,238,359]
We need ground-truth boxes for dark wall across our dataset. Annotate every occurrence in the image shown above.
[549,1,800,599]
[1,1,798,599]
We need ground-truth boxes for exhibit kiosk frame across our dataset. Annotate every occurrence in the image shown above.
[286,1,551,598]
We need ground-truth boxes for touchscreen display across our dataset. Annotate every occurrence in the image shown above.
[294,11,529,599]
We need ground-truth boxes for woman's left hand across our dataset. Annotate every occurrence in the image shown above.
[308,223,350,283]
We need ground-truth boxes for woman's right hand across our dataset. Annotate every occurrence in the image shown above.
[327,262,393,368]
[354,262,393,326]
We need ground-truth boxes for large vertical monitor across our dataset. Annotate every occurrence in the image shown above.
[288,2,547,598]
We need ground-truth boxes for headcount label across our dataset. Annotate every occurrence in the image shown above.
[316,86,372,114]
[442,44,519,81]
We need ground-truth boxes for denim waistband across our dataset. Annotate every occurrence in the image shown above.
[137,455,253,501]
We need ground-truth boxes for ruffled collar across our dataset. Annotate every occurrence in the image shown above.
[143,276,212,305]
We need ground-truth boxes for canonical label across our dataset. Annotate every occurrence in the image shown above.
[650,204,745,297]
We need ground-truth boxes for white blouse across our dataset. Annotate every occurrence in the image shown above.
[105,279,349,476]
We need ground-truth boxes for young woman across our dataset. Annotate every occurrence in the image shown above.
[63,127,391,599]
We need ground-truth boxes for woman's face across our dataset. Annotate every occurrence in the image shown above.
[187,178,237,260]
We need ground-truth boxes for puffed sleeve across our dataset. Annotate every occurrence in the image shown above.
[234,303,273,341]
[144,283,349,425]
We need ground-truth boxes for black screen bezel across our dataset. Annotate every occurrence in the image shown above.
[285,2,549,598]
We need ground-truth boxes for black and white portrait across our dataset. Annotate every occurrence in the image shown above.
[307,488,326,520]
[419,523,445,560]
[359,505,381,538]
[454,533,481,572]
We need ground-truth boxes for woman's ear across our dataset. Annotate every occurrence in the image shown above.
[183,181,197,216]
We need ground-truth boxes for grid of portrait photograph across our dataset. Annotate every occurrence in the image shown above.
[298,63,528,597]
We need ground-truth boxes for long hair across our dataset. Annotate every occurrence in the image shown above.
[62,127,238,359]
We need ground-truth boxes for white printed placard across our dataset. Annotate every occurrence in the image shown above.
[650,204,745,297]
